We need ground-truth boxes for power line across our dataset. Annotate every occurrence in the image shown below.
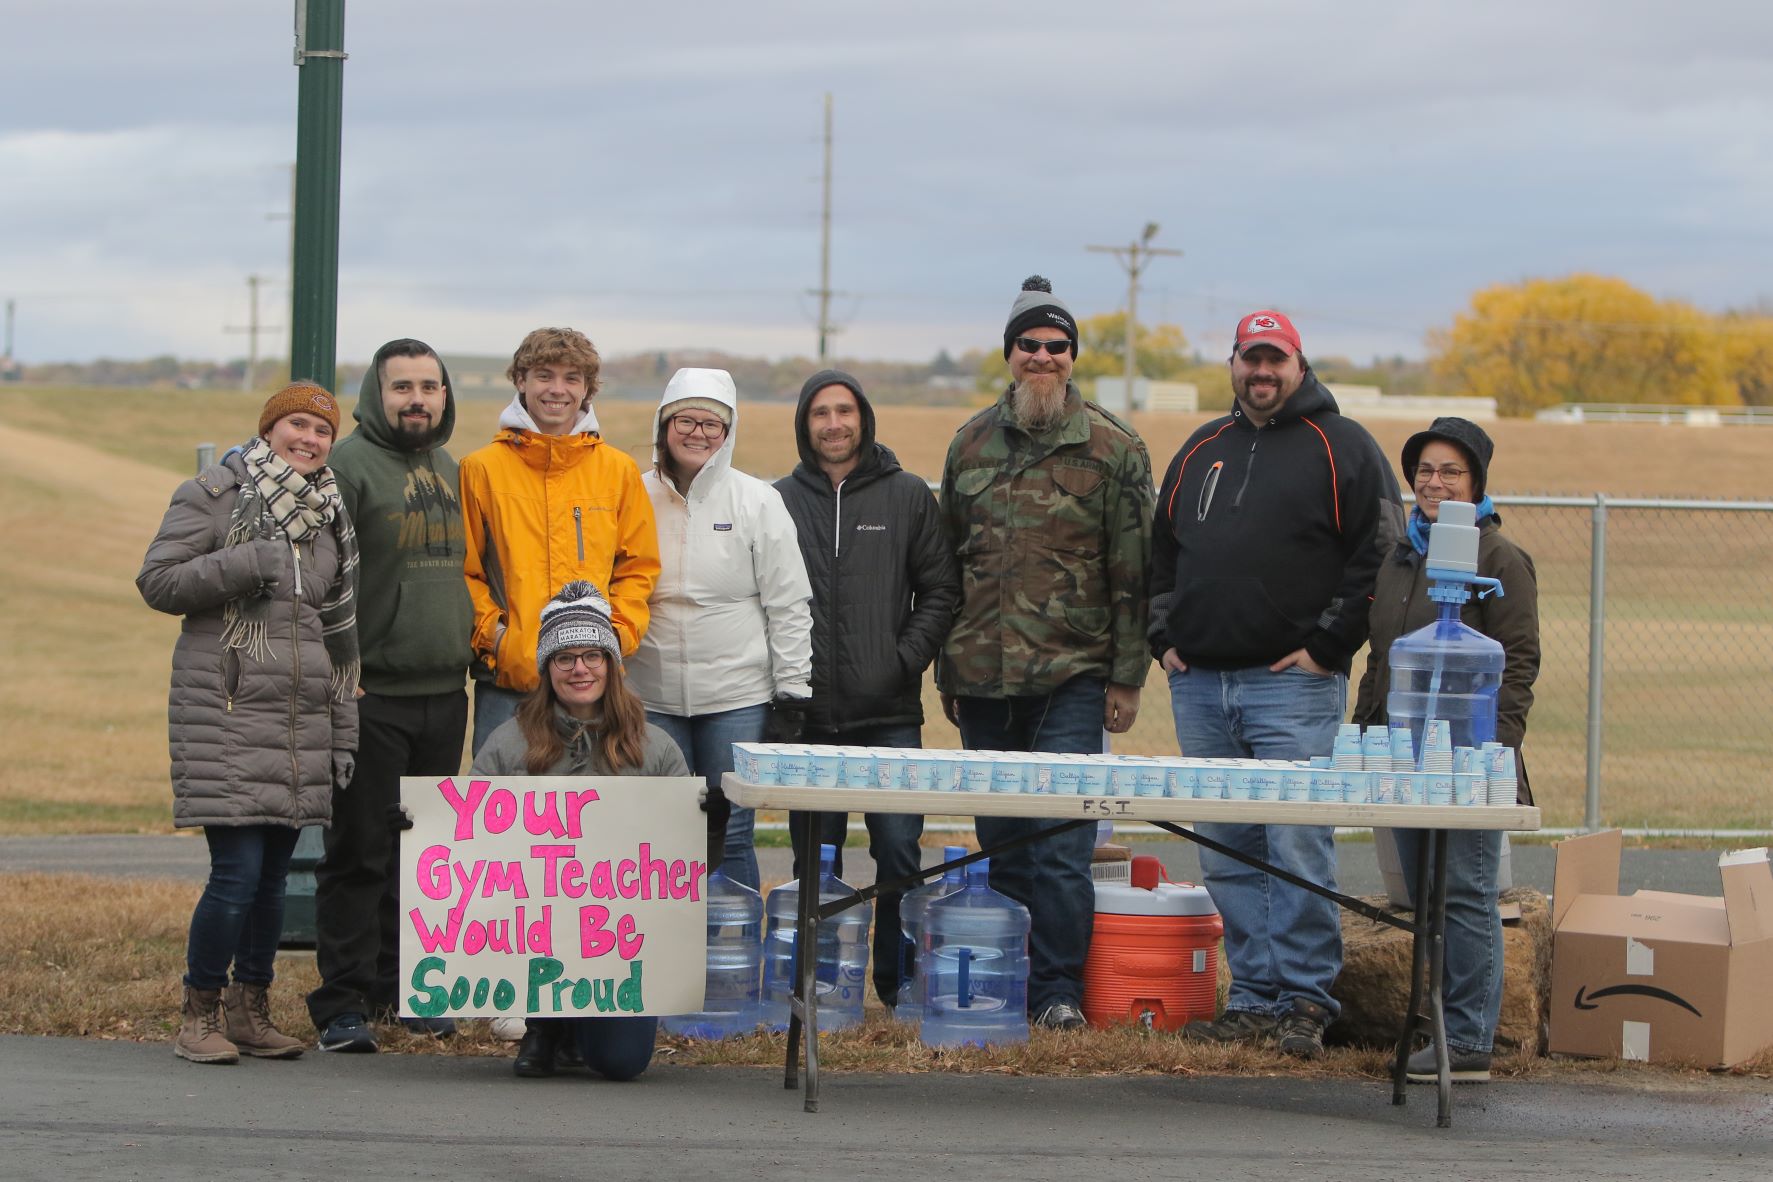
[1087,223,1181,409]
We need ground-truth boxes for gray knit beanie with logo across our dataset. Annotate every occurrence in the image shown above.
[534,580,623,672]
[1002,275,1079,359]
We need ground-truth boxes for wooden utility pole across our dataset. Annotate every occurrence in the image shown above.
[225,274,280,392]
[812,93,836,359]
[1087,223,1181,409]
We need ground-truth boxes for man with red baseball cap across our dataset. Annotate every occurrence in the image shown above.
[1147,309,1401,1058]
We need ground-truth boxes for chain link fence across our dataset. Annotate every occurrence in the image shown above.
[1477,497,1773,833]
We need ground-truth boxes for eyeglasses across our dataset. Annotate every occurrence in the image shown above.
[670,415,727,438]
[549,650,608,672]
[1414,463,1469,484]
[1012,337,1072,356]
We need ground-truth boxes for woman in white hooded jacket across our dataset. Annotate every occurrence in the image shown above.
[626,368,813,889]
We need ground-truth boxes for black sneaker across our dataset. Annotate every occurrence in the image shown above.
[1406,1044,1492,1084]
[1180,1010,1279,1045]
[1274,1000,1331,1059]
[1033,1001,1087,1031]
[318,1012,378,1054]
[399,1016,458,1038]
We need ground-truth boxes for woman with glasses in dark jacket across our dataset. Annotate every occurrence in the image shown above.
[1354,416,1539,1085]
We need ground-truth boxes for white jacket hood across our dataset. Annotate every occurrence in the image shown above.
[498,391,601,436]
[651,368,738,498]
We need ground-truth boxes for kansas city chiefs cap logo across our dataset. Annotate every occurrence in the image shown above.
[1246,315,1280,332]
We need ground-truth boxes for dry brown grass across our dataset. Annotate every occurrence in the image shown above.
[5,871,1768,1087]
[2,385,1769,836]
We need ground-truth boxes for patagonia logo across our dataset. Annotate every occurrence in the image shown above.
[713,523,733,532]
[1572,983,1702,1019]
[855,523,887,532]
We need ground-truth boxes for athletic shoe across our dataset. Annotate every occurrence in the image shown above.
[1033,1001,1087,1031]
[1406,1044,1492,1084]
[317,1012,378,1054]
[1179,1010,1279,1045]
[1274,1000,1331,1059]
[489,1017,527,1041]
[399,1016,458,1038]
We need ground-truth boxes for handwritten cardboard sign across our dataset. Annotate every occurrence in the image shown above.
[398,775,708,1019]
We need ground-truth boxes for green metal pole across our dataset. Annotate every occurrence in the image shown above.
[284,0,346,948]
[290,0,346,393]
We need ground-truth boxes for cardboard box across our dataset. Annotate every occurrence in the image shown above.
[1547,829,1773,1067]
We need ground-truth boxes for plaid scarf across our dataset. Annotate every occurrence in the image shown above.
[218,437,360,700]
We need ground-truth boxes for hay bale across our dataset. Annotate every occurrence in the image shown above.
[1328,888,1552,1053]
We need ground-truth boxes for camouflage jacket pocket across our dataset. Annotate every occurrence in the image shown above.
[1042,461,1108,550]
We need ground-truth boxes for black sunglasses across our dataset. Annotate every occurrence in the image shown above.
[1013,336,1072,356]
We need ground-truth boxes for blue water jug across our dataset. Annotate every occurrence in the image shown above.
[1387,501,1505,763]
[918,859,1030,1049]
[759,844,871,1032]
[897,845,969,1027]
[661,867,762,1039]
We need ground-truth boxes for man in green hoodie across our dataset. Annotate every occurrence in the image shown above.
[307,338,474,1053]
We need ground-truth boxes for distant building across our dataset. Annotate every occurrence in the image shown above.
[1327,384,1497,422]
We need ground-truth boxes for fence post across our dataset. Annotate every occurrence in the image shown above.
[1584,494,1608,832]
[195,443,215,474]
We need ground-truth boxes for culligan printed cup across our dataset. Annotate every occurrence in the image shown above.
[1168,762,1200,800]
[902,752,937,791]
[872,750,906,790]
[1307,768,1340,803]
[1077,758,1111,798]
[1341,770,1371,804]
[807,747,842,788]
[1332,724,1363,770]
[1454,746,1478,776]
[1026,760,1055,795]
[1250,765,1283,801]
[1362,727,1391,771]
[1422,720,1453,772]
[1453,772,1480,807]
[1197,764,1229,800]
[1225,767,1254,801]
[990,759,1027,793]
[1390,726,1416,773]
[1133,759,1168,798]
[776,747,810,787]
[1424,771,1454,807]
[960,755,993,793]
[1107,759,1140,798]
[1390,772,1416,805]
[840,747,875,789]
[1051,756,1083,796]
[926,753,959,792]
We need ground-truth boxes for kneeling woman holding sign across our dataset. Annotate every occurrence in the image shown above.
[472,580,729,1080]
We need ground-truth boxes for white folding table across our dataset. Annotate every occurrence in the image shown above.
[724,776,1540,1128]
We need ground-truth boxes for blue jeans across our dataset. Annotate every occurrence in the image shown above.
[186,824,301,990]
[647,704,770,891]
[957,676,1106,1015]
[566,1016,659,1081]
[1167,665,1346,1018]
[1390,829,1503,1053]
[471,682,526,756]
[789,723,926,1006]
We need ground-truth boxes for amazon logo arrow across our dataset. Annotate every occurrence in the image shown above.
[1573,983,1703,1019]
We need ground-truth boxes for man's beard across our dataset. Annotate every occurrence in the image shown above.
[391,411,443,451]
[1010,373,1069,431]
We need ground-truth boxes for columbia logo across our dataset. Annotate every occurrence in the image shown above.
[855,523,886,532]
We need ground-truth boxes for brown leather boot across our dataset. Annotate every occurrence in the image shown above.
[175,986,239,1065]
[223,982,306,1059]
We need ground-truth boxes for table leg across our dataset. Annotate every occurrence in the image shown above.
[797,808,822,1112]
[1428,829,1453,1128]
[1393,831,1435,1105]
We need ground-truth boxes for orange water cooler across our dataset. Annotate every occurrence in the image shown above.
[1082,857,1222,1031]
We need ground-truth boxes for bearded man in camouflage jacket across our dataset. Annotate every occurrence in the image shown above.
[936,275,1154,1030]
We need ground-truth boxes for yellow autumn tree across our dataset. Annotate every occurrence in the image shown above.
[1429,275,1736,415]
[1720,312,1773,406]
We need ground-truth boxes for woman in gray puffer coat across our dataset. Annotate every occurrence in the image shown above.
[137,382,360,1066]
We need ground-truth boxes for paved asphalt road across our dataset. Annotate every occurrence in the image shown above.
[1,1036,1768,1182]
[0,831,1739,897]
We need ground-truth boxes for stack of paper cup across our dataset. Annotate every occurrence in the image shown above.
[1421,719,1453,773]
[1332,723,1363,771]
[1484,746,1520,807]
[1361,726,1391,772]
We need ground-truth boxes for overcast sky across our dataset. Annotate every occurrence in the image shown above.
[5,1,1771,367]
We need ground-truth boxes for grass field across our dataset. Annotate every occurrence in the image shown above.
[1,384,1768,835]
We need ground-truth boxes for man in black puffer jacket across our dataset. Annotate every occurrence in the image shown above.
[775,368,960,1009]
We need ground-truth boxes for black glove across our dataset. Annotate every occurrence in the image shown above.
[763,695,809,744]
[699,783,732,873]
[387,801,414,832]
